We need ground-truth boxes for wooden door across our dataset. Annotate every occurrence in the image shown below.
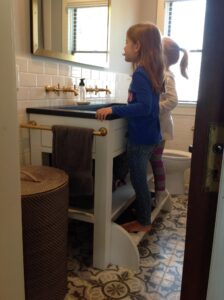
[181,0,224,299]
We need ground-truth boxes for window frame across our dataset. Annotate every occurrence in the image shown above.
[162,0,206,104]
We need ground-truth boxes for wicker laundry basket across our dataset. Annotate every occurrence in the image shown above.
[21,166,69,300]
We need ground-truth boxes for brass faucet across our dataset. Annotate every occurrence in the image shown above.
[45,84,79,96]
[45,83,61,95]
[62,86,79,96]
[86,85,111,95]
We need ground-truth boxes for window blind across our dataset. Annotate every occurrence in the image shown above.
[165,0,195,2]
[166,2,173,36]
[66,0,108,8]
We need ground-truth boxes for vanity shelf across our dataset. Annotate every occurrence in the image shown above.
[25,105,172,270]
[68,173,153,224]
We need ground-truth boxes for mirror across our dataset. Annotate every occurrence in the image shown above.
[30,0,111,68]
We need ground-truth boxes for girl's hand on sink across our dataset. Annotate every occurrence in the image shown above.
[96,107,112,121]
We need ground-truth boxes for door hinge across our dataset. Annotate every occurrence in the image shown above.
[205,123,224,192]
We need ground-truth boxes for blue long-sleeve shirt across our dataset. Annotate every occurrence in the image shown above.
[112,66,161,145]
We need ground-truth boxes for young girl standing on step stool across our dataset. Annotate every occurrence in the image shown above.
[150,37,188,206]
[96,23,164,233]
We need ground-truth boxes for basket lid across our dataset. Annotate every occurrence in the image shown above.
[21,166,68,196]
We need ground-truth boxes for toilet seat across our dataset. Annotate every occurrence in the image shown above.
[163,149,191,160]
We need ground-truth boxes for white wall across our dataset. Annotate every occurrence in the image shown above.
[166,105,196,151]
[0,1,25,299]
[109,0,140,73]
[139,0,157,23]
[14,0,30,56]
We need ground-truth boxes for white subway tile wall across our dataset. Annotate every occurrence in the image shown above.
[36,74,52,87]
[16,57,28,72]
[19,73,37,87]
[59,63,71,77]
[81,68,91,80]
[44,61,58,75]
[71,66,82,78]
[28,59,44,74]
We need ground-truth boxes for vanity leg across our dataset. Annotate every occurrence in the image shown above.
[93,131,113,269]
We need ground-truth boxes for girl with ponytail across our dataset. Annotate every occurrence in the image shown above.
[150,37,188,205]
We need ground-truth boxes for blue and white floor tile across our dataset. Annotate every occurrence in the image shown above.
[66,194,187,299]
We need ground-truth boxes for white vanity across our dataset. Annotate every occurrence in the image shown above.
[24,102,171,270]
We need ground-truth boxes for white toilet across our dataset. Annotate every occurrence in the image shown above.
[162,149,192,195]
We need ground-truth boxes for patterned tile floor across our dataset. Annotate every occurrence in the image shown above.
[65,194,187,300]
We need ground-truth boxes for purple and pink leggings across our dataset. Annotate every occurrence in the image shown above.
[150,141,166,192]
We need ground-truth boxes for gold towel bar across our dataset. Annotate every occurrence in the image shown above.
[20,121,108,136]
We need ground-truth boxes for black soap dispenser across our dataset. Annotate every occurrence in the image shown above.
[78,78,86,101]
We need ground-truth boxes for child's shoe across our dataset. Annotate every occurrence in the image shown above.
[122,220,152,233]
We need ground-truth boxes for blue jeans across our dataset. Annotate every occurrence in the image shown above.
[127,143,157,225]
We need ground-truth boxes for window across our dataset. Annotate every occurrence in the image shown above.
[164,0,206,103]
[68,6,108,53]
[66,1,109,66]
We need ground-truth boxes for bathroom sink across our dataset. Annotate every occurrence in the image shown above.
[26,102,126,120]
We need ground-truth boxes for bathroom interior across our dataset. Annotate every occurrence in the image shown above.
[1,0,224,300]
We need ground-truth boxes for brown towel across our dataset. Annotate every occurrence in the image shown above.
[52,125,94,197]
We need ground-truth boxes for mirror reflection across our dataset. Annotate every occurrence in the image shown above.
[31,0,110,67]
